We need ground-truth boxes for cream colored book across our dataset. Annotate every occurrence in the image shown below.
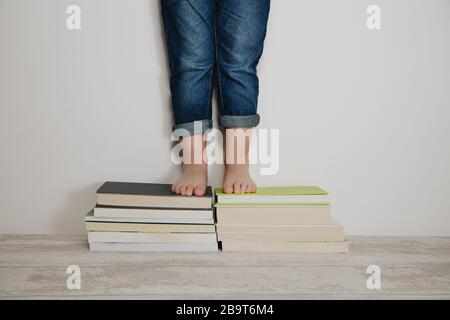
[216,223,343,234]
[217,232,344,242]
[215,206,331,225]
[85,222,216,233]
[89,242,218,252]
[86,215,213,225]
[221,241,349,253]
[88,232,217,243]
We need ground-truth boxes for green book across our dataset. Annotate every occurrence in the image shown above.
[214,186,329,206]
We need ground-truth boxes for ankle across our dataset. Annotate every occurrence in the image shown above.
[183,163,207,172]
[225,163,249,173]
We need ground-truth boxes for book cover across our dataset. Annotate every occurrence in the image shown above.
[99,181,213,197]
[215,186,329,205]
[215,186,328,196]
[97,181,213,209]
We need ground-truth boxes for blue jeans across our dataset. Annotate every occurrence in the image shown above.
[161,0,270,136]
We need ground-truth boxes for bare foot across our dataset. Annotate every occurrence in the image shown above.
[222,127,256,194]
[223,164,256,194]
[171,164,208,196]
[171,134,208,197]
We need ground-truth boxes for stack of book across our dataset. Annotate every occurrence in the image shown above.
[215,186,349,253]
[85,182,218,252]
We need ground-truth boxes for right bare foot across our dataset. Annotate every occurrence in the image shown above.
[171,164,208,196]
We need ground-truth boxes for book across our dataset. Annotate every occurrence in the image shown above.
[86,221,216,233]
[216,223,343,234]
[215,206,331,225]
[216,222,344,242]
[89,242,219,252]
[86,181,348,253]
[97,181,213,209]
[94,206,213,219]
[215,186,329,205]
[217,232,344,242]
[221,241,349,253]
[85,210,213,225]
[88,232,217,243]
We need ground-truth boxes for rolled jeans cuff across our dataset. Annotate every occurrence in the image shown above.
[218,114,260,128]
[172,119,213,137]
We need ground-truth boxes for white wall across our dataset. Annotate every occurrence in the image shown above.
[1,0,449,235]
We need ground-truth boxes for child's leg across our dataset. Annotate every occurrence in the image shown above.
[171,134,207,197]
[215,0,270,193]
[160,0,215,196]
[222,127,256,194]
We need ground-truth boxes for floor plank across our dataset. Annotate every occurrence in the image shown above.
[0,235,449,299]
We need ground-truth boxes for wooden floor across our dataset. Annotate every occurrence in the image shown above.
[0,235,449,299]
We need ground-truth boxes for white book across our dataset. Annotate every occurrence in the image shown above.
[94,206,213,219]
[85,211,213,225]
[217,194,329,204]
[89,242,219,252]
[88,232,217,243]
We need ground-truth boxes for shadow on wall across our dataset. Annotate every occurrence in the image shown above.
[150,0,173,137]
[52,1,178,233]
[51,182,99,234]
[150,0,184,182]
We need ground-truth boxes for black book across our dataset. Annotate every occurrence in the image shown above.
[96,181,213,209]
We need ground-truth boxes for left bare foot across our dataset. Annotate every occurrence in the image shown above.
[222,127,256,194]
[222,164,256,194]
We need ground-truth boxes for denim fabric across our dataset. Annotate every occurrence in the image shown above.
[161,0,270,136]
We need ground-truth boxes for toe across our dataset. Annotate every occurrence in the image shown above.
[251,183,257,193]
[234,183,241,194]
[245,184,253,193]
[180,185,187,196]
[223,184,234,194]
[174,184,181,194]
[194,185,206,197]
[186,185,194,196]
